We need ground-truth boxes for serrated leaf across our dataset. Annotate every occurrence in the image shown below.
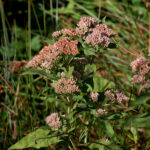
[9,129,61,149]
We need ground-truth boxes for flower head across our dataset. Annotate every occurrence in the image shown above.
[132,74,145,84]
[105,90,115,101]
[46,113,62,129]
[76,17,96,36]
[56,37,79,56]
[130,56,147,72]
[116,92,128,103]
[26,44,60,69]
[54,72,79,94]
[96,108,107,117]
[90,92,99,102]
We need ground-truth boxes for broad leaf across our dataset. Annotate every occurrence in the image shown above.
[129,95,150,107]
[9,129,61,149]
[122,113,150,128]
[85,64,96,73]
[89,139,121,150]
[31,35,41,50]
[84,48,95,56]
[93,76,115,92]
[103,121,115,139]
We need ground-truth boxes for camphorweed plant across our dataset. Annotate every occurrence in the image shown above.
[9,17,150,150]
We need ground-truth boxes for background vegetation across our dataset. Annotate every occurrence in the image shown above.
[0,0,150,149]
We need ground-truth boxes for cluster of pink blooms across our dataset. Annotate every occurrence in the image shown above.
[52,28,77,37]
[76,17,96,36]
[104,90,115,101]
[26,44,60,69]
[130,56,150,89]
[132,74,145,84]
[52,17,113,47]
[56,37,79,56]
[27,17,113,69]
[96,108,107,117]
[85,24,112,46]
[90,92,99,102]
[54,72,79,94]
[45,113,62,129]
[52,17,96,38]
[130,56,148,73]
[105,90,128,104]
[26,37,79,68]
[116,92,128,104]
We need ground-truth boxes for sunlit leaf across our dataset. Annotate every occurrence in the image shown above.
[9,129,61,149]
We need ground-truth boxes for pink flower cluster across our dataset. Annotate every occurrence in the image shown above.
[96,108,107,117]
[90,92,99,102]
[132,74,145,84]
[85,24,113,46]
[26,38,79,68]
[26,44,60,69]
[53,17,96,38]
[54,72,79,94]
[52,28,77,37]
[95,24,113,36]
[45,113,62,129]
[130,56,148,73]
[56,37,79,56]
[130,56,150,89]
[104,90,115,101]
[116,92,128,104]
[105,90,128,104]
[52,17,113,47]
[76,17,96,36]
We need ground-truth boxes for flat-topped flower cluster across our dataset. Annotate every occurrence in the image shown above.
[130,56,150,89]
[26,17,113,70]
[54,72,79,94]
[45,113,62,129]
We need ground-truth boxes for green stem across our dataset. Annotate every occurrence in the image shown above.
[42,0,46,35]
[28,0,31,60]
[31,1,42,35]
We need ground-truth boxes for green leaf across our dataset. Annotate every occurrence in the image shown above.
[122,113,150,128]
[104,113,127,120]
[9,129,61,149]
[67,0,74,9]
[129,95,150,107]
[31,35,41,50]
[85,83,93,92]
[84,48,95,56]
[85,64,96,73]
[21,69,56,80]
[89,139,121,150]
[132,0,141,5]
[93,76,115,92]
[103,121,115,139]
[64,66,74,78]
[130,127,138,143]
